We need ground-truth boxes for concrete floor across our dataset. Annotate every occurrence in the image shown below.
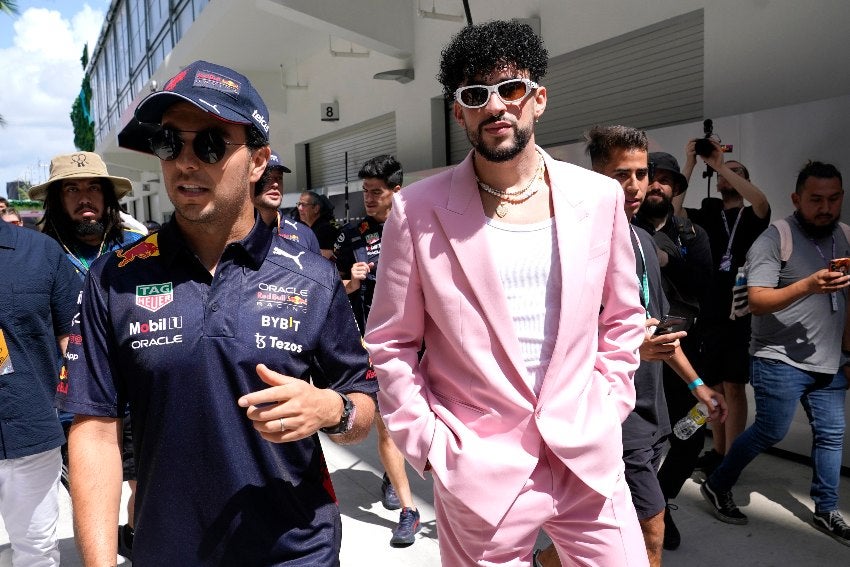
[2,431,849,566]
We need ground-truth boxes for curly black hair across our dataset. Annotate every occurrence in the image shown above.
[437,20,548,100]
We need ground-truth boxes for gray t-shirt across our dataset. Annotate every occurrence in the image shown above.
[747,215,850,373]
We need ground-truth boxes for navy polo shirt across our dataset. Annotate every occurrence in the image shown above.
[334,215,384,333]
[57,215,376,566]
[0,221,80,459]
[277,214,321,254]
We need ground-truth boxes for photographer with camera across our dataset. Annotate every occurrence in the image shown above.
[673,127,770,484]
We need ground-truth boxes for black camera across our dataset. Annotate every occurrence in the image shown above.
[694,119,715,157]
[695,119,733,157]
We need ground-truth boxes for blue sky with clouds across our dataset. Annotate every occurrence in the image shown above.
[0,1,109,197]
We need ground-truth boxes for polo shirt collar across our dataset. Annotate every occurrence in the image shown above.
[157,212,272,270]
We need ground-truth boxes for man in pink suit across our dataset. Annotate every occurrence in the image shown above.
[364,21,649,566]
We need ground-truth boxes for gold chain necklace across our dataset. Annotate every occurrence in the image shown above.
[475,151,545,218]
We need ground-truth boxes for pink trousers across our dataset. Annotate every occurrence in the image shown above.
[432,446,648,567]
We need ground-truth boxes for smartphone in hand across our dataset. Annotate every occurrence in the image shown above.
[828,258,850,274]
[652,315,691,336]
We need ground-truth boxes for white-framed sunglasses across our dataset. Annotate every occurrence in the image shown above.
[454,78,539,109]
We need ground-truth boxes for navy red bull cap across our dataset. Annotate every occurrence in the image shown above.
[135,60,270,142]
[267,149,291,173]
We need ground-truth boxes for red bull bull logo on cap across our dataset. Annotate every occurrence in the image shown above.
[117,234,160,267]
[136,282,174,313]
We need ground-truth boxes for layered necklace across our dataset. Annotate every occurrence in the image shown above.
[475,150,545,218]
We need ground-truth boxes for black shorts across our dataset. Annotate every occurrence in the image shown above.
[699,317,752,386]
[623,439,666,520]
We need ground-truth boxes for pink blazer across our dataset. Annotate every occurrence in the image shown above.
[364,149,644,527]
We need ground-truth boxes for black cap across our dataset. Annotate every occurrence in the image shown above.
[649,152,688,195]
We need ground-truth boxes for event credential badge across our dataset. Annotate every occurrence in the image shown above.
[0,328,14,375]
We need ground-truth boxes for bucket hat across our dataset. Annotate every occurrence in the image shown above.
[28,152,132,201]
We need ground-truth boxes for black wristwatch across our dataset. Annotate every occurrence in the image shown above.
[321,392,356,435]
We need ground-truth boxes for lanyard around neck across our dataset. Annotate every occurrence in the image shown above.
[630,225,651,317]
[721,207,744,260]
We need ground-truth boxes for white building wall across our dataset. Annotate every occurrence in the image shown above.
[91,0,850,220]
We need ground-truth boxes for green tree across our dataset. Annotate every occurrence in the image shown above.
[0,1,18,15]
[0,1,19,127]
[70,44,95,151]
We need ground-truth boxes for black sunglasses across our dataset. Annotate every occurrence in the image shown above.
[149,127,246,164]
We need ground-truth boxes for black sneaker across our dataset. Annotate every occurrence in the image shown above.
[381,472,401,510]
[700,481,748,525]
[813,510,850,546]
[390,507,420,547]
[117,523,134,560]
[692,449,723,484]
[663,503,681,550]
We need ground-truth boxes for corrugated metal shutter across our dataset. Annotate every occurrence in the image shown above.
[446,9,704,162]
[446,99,472,165]
[307,113,397,189]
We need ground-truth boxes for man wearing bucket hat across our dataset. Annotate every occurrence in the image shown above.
[58,60,376,566]
[31,151,145,560]
[31,152,145,276]
[254,149,319,252]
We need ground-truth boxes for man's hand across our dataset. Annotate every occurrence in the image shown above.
[640,318,687,361]
[696,139,727,171]
[692,385,727,424]
[344,261,374,294]
[808,268,850,294]
[238,364,343,442]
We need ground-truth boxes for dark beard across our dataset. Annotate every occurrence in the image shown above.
[638,191,671,219]
[467,117,533,163]
[794,211,837,239]
[719,188,740,200]
[74,220,105,237]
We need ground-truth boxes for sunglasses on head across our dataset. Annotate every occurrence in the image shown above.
[454,78,539,109]
[149,127,246,164]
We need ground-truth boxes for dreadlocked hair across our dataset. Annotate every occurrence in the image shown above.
[437,20,548,101]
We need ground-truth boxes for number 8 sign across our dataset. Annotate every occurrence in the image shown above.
[321,102,339,121]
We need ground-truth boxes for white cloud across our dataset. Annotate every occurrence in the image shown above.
[0,5,104,195]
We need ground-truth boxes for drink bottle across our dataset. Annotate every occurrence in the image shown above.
[673,402,711,440]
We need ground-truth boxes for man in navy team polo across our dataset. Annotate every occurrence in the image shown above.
[57,60,377,566]
[253,148,320,252]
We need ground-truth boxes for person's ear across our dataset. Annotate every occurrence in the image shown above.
[249,146,271,183]
[452,101,466,127]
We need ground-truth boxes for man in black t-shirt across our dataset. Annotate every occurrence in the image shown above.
[334,155,422,547]
[634,152,714,550]
[674,138,770,478]
[298,190,339,260]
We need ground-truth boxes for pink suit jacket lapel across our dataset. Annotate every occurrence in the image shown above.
[433,153,534,399]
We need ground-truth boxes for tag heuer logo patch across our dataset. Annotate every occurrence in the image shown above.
[136,282,173,313]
